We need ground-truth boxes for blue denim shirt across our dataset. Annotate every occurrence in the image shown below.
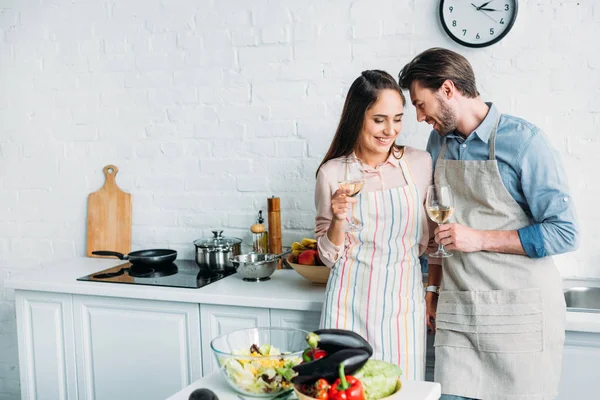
[427,103,579,258]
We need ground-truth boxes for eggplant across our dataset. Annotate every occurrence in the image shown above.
[292,347,370,385]
[188,388,219,400]
[306,329,373,356]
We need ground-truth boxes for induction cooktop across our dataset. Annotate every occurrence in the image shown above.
[77,260,236,289]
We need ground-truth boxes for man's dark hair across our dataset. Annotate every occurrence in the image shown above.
[398,47,479,98]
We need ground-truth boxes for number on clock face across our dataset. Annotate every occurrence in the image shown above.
[440,0,518,48]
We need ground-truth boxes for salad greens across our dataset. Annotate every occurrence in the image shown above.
[221,344,301,395]
[353,360,402,400]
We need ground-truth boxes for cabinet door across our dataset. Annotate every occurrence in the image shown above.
[73,295,201,400]
[200,304,270,375]
[270,309,321,333]
[15,291,77,400]
[557,331,600,399]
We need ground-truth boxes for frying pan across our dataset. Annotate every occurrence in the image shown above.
[92,249,177,266]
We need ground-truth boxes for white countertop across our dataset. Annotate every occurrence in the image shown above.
[166,371,441,400]
[4,257,325,312]
[5,257,600,332]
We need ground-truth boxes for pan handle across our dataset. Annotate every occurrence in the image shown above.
[92,251,129,260]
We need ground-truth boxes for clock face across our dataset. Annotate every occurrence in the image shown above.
[439,0,518,48]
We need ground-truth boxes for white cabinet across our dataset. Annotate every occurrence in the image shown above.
[72,295,201,400]
[270,309,320,333]
[557,330,600,399]
[200,304,270,375]
[15,291,78,400]
[14,290,322,399]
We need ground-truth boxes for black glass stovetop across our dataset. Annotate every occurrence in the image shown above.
[77,260,237,289]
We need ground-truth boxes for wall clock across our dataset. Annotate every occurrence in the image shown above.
[439,0,518,48]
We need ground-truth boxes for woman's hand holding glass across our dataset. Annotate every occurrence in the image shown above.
[337,158,364,232]
[331,187,357,224]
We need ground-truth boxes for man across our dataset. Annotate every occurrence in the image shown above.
[398,48,579,400]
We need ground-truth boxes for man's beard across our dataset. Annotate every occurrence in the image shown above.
[434,95,458,136]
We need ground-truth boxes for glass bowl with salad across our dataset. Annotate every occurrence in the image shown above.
[210,327,308,397]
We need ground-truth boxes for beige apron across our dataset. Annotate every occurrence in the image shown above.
[433,115,566,400]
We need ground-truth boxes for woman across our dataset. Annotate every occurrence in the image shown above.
[314,70,436,380]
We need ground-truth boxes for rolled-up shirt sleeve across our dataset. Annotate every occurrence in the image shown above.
[516,130,580,258]
[314,168,344,267]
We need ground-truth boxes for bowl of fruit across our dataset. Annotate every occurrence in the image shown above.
[285,238,331,286]
[210,327,308,397]
[292,329,403,400]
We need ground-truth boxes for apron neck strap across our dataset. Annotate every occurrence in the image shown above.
[438,139,448,161]
[487,113,501,160]
[436,112,502,162]
[398,155,415,185]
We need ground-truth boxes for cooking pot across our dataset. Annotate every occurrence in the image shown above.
[194,230,242,273]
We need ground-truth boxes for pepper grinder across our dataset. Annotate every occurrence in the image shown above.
[267,196,282,268]
[250,210,268,254]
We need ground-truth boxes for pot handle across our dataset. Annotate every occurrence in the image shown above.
[92,251,129,260]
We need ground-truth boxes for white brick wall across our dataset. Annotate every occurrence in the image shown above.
[0,0,598,397]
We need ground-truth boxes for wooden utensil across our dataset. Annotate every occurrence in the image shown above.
[86,165,132,257]
[267,197,282,269]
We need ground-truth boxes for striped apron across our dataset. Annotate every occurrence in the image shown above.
[320,156,426,381]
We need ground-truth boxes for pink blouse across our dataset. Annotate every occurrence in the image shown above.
[314,147,440,268]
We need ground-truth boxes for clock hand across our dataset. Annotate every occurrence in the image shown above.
[480,9,499,23]
[476,1,493,10]
[479,7,500,11]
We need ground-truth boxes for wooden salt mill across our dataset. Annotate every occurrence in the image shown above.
[267,196,283,269]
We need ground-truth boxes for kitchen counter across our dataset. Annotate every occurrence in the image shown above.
[166,371,441,400]
[6,257,600,331]
[4,257,325,311]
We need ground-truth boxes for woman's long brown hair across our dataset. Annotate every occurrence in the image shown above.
[316,70,406,177]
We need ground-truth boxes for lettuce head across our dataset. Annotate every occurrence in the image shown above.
[353,360,402,400]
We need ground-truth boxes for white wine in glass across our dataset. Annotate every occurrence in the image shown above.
[426,185,454,258]
[337,180,364,197]
[338,158,365,232]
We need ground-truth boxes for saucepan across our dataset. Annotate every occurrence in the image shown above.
[92,249,177,266]
[194,230,242,273]
[230,250,291,282]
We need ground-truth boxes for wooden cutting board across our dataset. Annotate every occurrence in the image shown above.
[86,165,132,257]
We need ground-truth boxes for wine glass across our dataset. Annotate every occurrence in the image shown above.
[426,185,454,258]
[338,157,365,232]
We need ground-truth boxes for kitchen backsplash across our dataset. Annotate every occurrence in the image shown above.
[0,0,598,397]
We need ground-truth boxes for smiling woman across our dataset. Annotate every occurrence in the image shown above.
[313,70,438,380]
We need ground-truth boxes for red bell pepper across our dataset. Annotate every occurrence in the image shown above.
[302,348,328,363]
[312,349,327,360]
[327,363,364,400]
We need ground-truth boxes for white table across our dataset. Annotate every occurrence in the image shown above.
[166,371,441,400]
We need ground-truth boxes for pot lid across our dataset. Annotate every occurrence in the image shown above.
[194,230,243,249]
